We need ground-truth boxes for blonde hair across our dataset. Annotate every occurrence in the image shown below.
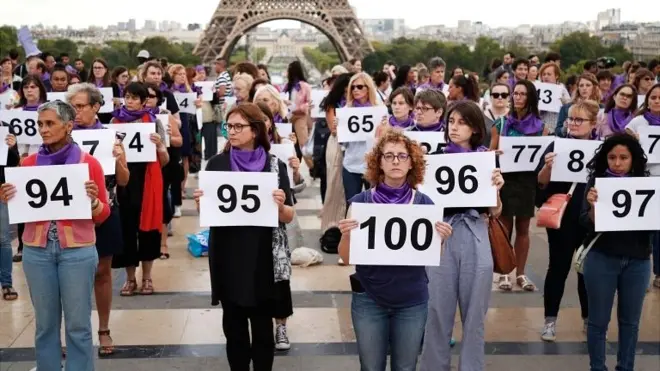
[538,62,561,83]
[346,72,379,107]
[168,64,191,92]
[254,84,288,119]
[233,73,254,90]
[569,100,600,122]
[573,72,601,103]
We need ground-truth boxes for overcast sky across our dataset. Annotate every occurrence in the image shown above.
[0,0,652,29]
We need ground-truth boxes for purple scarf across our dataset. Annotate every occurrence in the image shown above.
[171,84,188,93]
[419,81,444,91]
[22,104,40,111]
[0,82,9,94]
[229,146,267,172]
[273,112,284,123]
[191,83,203,96]
[111,106,157,123]
[504,112,543,135]
[389,114,414,129]
[159,81,170,93]
[117,84,125,98]
[605,168,631,177]
[444,142,487,154]
[73,119,104,130]
[94,79,105,88]
[42,72,50,82]
[351,99,372,108]
[412,121,444,132]
[149,106,161,115]
[338,97,347,108]
[607,109,632,133]
[643,111,660,126]
[288,80,301,92]
[36,142,82,166]
[372,182,413,204]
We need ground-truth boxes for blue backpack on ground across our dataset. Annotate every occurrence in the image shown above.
[186,229,209,257]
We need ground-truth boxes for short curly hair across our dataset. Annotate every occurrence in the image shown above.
[364,130,426,188]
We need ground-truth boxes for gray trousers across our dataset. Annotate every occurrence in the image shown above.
[420,211,493,371]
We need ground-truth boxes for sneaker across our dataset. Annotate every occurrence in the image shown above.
[167,222,173,237]
[173,206,182,218]
[449,337,456,347]
[275,324,290,350]
[541,322,557,342]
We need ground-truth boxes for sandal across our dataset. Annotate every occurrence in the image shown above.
[120,280,138,296]
[140,279,154,295]
[517,275,536,292]
[498,276,513,291]
[98,330,115,356]
[12,252,22,263]
[159,253,170,260]
[2,286,18,301]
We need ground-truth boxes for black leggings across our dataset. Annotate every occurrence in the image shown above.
[544,227,589,319]
[221,301,274,371]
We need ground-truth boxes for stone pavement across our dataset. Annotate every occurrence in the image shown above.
[2,175,659,371]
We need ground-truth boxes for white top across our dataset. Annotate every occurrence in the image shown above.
[626,115,660,176]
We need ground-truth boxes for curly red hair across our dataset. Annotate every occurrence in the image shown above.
[364,130,426,188]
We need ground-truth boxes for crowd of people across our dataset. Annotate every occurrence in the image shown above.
[0,46,659,371]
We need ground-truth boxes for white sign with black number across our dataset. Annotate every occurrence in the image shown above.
[104,123,156,163]
[0,91,16,110]
[98,87,114,113]
[198,171,279,227]
[174,92,197,114]
[638,125,660,164]
[595,177,660,232]
[533,82,563,113]
[551,138,602,183]
[275,123,292,138]
[0,109,41,145]
[4,164,91,224]
[421,151,497,207]
[404,131,446,155]
[156,114,170,147]
[196,81,215,101]
[72,129,116,175]
[270,143,296,186]
[0,126,8,166]
[310,89,329,118]
[46,92,67,103]
[349,203,443,266]
[336,106,388,142]
[498,136,554,173]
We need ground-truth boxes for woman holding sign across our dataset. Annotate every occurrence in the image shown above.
[490,79,546,291]
[420,101,504,371]
[111,82,169,296]
[68,83,130,355]
[0,100,111,371]
[596,84,637,139]
[0,131,19,301]
[337,130,452,371]
[581,134,653,371]
[193,103,294,371]
[535,100,600,342]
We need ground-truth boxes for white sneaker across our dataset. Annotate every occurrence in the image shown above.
[275,324,290,350]
[541,322,556,342]
[173,206,182,218]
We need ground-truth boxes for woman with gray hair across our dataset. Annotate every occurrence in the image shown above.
[0,100,111,371]
[67,82,130,356]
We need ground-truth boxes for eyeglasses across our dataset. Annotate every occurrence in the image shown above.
[567,117,591,126]
[147,94,157,99]
[491,92,509,99]
[513,91,527,97]
[414,105,435,113]
[642,77,654,82]
[224,123,251,133]
[382,152,410,162]
[72,103,90,112]
[351,84,366,91]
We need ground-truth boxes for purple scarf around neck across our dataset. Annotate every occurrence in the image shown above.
[171,84,189,93]
[351,99,372,108]
[0,82,9,94]
[643,111,660,126]
[22,104,41,111]
[605,168,631,177]
[229,146,267,172]
[505,112,543,135]
[42,72,50,82]
[117,84,125,98]
[73,119,104,130]
[94,79,105,88]
[608,108,632,133]
[149,106,161,115]
[372,182,413,204]
[111,106,157,123]
[338,97,347,108]
[288,80,301,92]
[159,81,170,93]
[389,114,414,129]
[413,120,444,132]
[36,142,82,166]
[444,142,487,154]
[273,112,284,123]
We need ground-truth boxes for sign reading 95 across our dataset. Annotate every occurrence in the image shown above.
[4,164,92,224]
[404,131,446,155]
[336,106,388,142]
[198,171,279,227]
[420,151,497,207]
[595,177,660,232]
[349,203,443,266]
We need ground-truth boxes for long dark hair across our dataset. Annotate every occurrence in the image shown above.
[16,75,47,108]
[392,65,412,91]
[451,74,480,102]
[320,73,353,112]
[511,80,541,119]
[604,84,637,114]
[445,101,486,149]
[224,103,271,152]
[255,101,281,144]
[586,133,649,179]
[88,58,111,87]
[637,83,660,116]
[285,61,307,93]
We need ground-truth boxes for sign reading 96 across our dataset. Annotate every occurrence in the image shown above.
[198,170,279,228]
[594,177,660,232]
[349,203,443,266]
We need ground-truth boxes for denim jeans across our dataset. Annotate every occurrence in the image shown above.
[0,202,12,287]
[351,292,427,371]
[342,167,368,203]
[22,241,98,371]
[583,250,650,371]
[653,232,660,276]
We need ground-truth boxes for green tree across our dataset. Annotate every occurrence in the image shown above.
[37,38,79,59]
[0,26,18,56]
[550,32,604,70]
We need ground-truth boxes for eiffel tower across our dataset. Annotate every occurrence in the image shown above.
[194,0,374,64]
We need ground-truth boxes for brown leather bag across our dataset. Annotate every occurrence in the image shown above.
[487,217,517,274]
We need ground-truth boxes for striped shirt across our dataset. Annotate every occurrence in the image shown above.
[214,71,232,102]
